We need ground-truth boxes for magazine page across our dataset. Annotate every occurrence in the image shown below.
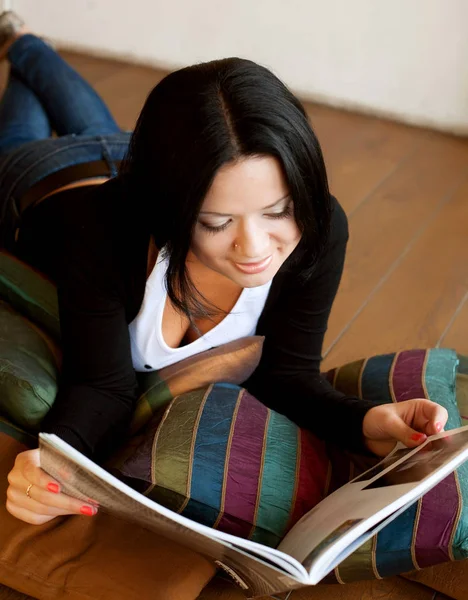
[277,425,468,584]
[39,433,308,598]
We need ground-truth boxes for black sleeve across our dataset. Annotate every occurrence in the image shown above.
[245,199,376,453]
[39,195,139,460]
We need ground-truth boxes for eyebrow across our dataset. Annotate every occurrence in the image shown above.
[199,194,290,217]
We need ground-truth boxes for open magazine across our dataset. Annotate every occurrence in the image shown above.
[39,425,468,599]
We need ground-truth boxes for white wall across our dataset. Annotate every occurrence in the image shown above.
[13,0,468,134]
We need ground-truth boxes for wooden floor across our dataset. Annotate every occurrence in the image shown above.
[1,52,467,600]
[58,51,468,371]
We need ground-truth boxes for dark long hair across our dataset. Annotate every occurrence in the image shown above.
[121,57,332,319]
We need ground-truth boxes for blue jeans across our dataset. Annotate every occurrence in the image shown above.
[0,34,131,245]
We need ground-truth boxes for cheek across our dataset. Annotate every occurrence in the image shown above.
[191,232,232,262]
[273,220,302,245]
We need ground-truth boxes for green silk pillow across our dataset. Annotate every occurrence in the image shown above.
[0,299,60,430]
[0,415,37,448]
[0,250,59,340]
[0,252,61,431]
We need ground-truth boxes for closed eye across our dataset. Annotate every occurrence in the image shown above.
[199,220,231,234]
[265,205,293,220]
[198,204,293,234]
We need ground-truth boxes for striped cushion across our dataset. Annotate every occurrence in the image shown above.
[130,336,264,435]
[323,348,468,583]
[456,355,468,427]
[115,383,329,547]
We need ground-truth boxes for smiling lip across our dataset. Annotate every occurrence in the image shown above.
[233,255,273,274]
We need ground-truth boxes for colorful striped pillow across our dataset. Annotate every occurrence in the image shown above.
[323,348,468,583]
[115,383,329,547]
[456,354,468,428]
[130,336,265,435]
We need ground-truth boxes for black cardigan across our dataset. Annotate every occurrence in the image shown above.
[17,178,375,459]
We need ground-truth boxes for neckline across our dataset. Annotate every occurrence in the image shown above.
[150,252,269,353]
[157,276,250,353]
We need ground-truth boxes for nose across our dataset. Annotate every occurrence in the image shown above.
[235,222,270,259]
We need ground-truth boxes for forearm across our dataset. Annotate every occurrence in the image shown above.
[246,372,376,453]
[41,382,137,460]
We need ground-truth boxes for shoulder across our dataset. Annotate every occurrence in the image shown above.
[301,196,349,282]
[55,178,147,291]
[306,195,349,274]
[291,195,349,276]
[45,177,128,243]
[328,195,349,247]
[267,196,348,307]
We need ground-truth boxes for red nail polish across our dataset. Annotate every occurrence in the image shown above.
[47,483,60,494]
[411,433,425,442]
[435,422,443,432]
[80,506,96,516]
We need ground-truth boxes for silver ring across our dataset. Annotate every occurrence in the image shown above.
[26,483,33,499]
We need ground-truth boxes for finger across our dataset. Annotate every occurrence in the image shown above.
[410,400,449,436]
[6,499,59,526]
[381,413,427,448]
[424,404,448,436]
[5,497,81,526]
[21,456,62,494]
[7,485,98,517]
[7,469,61,498]
[8,486,81,517]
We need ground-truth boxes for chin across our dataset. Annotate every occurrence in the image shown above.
[232,268,277,288]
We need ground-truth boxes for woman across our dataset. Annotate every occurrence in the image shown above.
[1,12,447,526]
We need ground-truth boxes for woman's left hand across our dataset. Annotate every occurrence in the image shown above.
[362,399,449,457]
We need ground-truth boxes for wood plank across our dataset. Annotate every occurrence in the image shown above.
[325,118,424,215]
[92,64,167,130]
[0,61,9,97]
[304,104,372,162]
[59,50,127,86]
[324,133,468,357]
[323,174,468,368]
[439,292,468,355]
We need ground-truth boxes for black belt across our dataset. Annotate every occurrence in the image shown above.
[19,160,122,215]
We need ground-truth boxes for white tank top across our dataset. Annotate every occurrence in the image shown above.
[129,252,272,371]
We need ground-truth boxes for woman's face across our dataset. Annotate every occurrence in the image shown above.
[191,156,301,288]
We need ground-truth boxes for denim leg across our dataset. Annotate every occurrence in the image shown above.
[0,70,52,156]
[7,34,121,137]
[0,131,132,249]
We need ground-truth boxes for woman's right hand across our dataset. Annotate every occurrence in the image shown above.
[6,448,98,525]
